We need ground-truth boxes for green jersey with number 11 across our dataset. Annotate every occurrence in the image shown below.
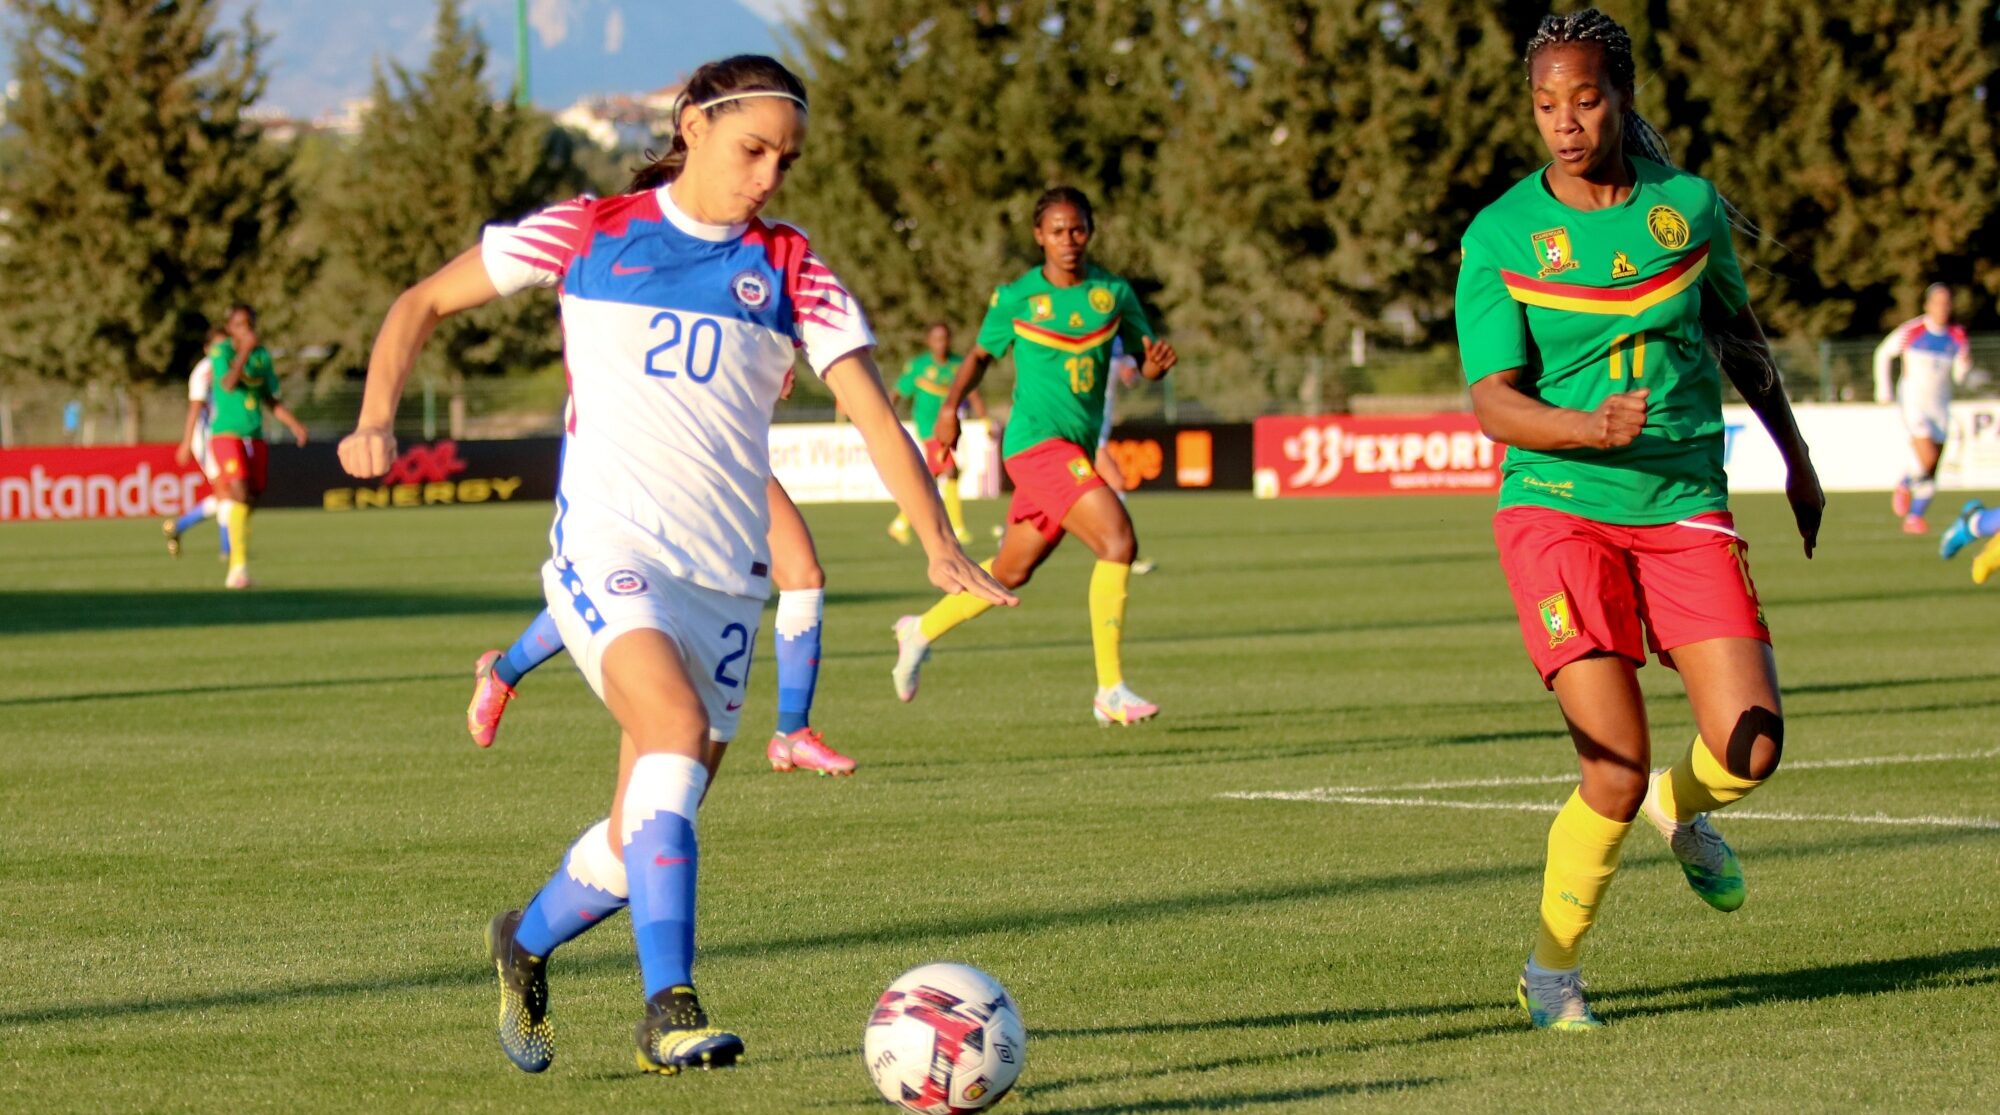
[976,263,1153,458]
[1455,157,1750,525]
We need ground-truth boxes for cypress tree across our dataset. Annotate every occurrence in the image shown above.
[0,0,303,409]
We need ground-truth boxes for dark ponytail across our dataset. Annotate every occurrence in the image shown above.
[628,55,808,192]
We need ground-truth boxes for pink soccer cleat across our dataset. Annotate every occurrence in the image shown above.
[767,728,857,776]
[1902,514,1929,535]
[1892,481,1912,518]
[1093,683,1160,727]
[468,650,517,748]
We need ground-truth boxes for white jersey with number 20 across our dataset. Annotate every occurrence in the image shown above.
[481,188,874,599]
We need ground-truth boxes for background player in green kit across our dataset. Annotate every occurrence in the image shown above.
[887,320,985,546]
[208,303,308,589]
[1456,10,1824,1032]
[891,186,1178,726]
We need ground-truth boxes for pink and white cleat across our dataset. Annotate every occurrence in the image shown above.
[1892,481,1912,518]
[767,728,856,775]
[468,650,517,748]
[1902,514,1929,535]
[1093,683,1160,727]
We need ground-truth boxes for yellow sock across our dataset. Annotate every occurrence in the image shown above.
[1533,791,1632,971]
[918,560,997,642]
[940,477,967,536]
[224,500,250,573]
[1661,735,1764,822]
[1088,560,1130,691]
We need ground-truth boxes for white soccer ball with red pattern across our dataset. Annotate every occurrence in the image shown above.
[863,962,1025,1113]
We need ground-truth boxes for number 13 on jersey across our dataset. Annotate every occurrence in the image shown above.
[1065,355,1095,393]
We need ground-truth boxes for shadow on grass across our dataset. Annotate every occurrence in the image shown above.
[1600,946,2000,1019]
[1041,1076,1443,1113]
[0,671,464,708]
[8,825,1996,1032]
[0,587,922,636]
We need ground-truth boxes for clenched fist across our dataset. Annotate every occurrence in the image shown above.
[338,426,398,479]
[1577,389,1648,449]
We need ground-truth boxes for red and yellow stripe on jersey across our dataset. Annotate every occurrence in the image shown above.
[1500,244,1709,316]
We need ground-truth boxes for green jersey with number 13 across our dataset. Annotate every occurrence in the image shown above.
[976,263,1153,458]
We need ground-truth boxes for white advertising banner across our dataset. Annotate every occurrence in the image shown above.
[769,419,1001,504]
[1723,402,2000,494]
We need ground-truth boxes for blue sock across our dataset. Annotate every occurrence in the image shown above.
[514,819,628,956]
[218,524,230,557]
[773,589,823,735]
[172,506,209,534]
[621,754,707,998]
[1975,508,2000,539]
[497,610,564,688]
[1911,477,1937,518]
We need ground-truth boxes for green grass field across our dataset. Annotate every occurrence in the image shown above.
[3,492,1996,1113]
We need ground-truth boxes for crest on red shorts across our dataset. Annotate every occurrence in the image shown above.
[1067,456,1094,483]
[1538,592,1577,648]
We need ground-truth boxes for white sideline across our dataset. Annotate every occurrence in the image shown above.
[1222,746,2000,831]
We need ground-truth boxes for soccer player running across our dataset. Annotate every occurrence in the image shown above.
[893,186,1177,725]
[887,321,984,546]
[1874,283,1972,534]
[1093,341,1155,574]
[1455,10,1823,1031]
[208,304,309,589]
[468,473,864,776]
[163,325,231,560]
[337,55,1010,1077]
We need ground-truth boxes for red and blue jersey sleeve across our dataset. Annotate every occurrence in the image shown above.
[751,221,875,376]
[481,197,596,297]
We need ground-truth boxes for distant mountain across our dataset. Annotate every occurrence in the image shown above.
[3,0,797,119]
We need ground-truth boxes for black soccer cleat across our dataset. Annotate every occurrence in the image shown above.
[486,909,555,1073]
[634,984,745,1075]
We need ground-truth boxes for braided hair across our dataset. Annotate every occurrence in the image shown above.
[1033,186,1095,232]
[628,55,808,192]
[1523,9,1673,169]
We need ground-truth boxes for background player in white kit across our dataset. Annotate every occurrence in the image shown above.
[162,325,230,559]
[1874,283,1972,534]
[336,55,1011,1079]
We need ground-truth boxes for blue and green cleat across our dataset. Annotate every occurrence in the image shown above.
[486,910,555,1073]
[1939,500,1985,560]
[1641,770,1746,912]
[1517,959,1602,1031]
[635,985,744,1076]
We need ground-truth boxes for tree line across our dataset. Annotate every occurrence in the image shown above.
[1,0,1994,416]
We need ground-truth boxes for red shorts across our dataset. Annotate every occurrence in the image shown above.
[1004,439,1105,542]
[1494,507,1770,688]
[922,437,955,478]
[211,435,269,498]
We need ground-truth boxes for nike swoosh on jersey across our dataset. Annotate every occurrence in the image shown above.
[612,261,654,275]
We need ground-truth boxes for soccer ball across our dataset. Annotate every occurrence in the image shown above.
[863,962,1025,1113]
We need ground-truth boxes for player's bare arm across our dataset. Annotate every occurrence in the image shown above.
[933,347,994,450]
[175,399,203,467]
[1708,301,1823,556]
[270,401,310,448]
[1470,369,1647,451]
[340,245,503,479]
[825,348,1015,607]
[1138,336,1177,380]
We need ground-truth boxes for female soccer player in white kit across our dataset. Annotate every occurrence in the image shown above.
[337,55,1012,1078]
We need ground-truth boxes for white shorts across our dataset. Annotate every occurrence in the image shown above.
[541,553,763,743]
[1901,402,1948,445]
[190,426,220,482]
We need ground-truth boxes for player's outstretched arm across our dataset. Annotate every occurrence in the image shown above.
[825,349,1017,607]
[1138,336,1177,381]
[933,348,994,451]
[1470,369,1648,452]
[270,402,309,447]
[339,246,502,479]
[1710,303,1823,557]
[175,400,203,466]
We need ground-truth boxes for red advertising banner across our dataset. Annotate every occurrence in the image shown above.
[1252,414,1503,498]
[0,444,210,522]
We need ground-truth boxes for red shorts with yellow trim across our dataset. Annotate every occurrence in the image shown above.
[210,435,269,498]
[1494,507,1769,689]
[922,437,955,478]
[1005,438,1105,542]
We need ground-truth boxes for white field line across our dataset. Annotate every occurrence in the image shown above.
[1267,746,2000,796]
[1221,747,2000,831]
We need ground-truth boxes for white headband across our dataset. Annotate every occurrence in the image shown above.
[693,90,806,112]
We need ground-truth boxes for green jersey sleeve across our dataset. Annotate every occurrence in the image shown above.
[894,360,919,397]
[1114,279,1155,352]
[975,287,1015,358]
[1701,190,1749,316]
[1455,229,1528,383]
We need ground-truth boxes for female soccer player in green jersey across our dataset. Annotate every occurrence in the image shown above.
[892,186,1178,725]
[1455,9,1824,1031]
[887,320,985,545]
